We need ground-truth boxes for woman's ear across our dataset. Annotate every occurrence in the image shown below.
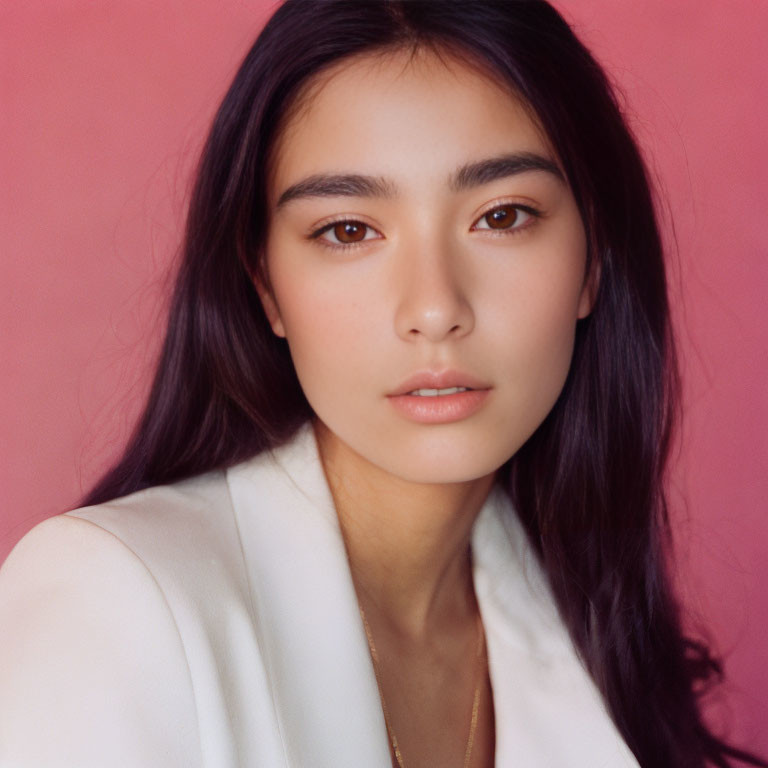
[253,276,286,338]
[577,257,601,319]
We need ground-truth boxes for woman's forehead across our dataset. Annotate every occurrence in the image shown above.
[268,47,557,202]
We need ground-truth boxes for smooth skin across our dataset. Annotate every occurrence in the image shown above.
[257,47,597,768]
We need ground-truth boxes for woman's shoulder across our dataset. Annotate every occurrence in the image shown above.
[0,466,245,653]
[2,469,221,584]
[0,427,320,617]
[0,457,296,766]
[0,507,204,767]
[67,465,234,547]
[0,465,264,669]
[0,433,336,766]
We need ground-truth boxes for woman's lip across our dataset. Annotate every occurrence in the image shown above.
[387,389,490,424]
[388,369,491,397]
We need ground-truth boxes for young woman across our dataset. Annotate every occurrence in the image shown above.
[0,1,764,766]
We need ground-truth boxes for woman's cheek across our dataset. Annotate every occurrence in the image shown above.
[277,279,377,402]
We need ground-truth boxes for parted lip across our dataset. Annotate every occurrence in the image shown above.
[388,369,492,397]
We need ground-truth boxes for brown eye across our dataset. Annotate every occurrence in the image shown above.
[484,207,518,229]
[333,221,367,243]
[313,219,380,248]
[473,205,535,233]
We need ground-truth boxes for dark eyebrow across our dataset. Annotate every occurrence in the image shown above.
[275,151,564,210]
[276,175,397,210]
[448,152,564,192]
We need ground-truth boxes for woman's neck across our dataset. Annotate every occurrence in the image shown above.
[313,420,496,640]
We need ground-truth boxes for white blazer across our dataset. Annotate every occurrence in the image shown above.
[0,422,639,767]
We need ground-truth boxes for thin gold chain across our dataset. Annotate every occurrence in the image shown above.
[359,606,486,768]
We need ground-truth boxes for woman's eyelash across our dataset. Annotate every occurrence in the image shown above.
[308,203,542,250]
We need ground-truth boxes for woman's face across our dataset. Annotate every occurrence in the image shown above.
[259,48,596,485]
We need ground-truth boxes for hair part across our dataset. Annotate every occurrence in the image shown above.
[83,2,766,766]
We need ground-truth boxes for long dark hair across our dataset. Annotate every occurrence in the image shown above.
[83,1,765,765]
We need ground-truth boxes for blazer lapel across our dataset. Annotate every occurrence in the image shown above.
[226,423,392,768]
[471,489,641,767]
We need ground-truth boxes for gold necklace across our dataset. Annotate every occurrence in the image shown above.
[359,606,486,768]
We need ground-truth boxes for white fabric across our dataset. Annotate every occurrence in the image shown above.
[0,422,640,767]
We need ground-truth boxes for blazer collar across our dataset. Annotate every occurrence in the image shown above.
[226,422,638,768]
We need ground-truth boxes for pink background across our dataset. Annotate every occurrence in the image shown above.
[2,0,766,754]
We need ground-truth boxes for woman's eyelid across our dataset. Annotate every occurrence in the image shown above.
[309,216,383,243]
[474,196,542,218]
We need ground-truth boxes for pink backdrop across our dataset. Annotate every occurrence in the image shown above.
[2,0,766,754]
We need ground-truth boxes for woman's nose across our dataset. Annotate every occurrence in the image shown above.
[393,242,475,343]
